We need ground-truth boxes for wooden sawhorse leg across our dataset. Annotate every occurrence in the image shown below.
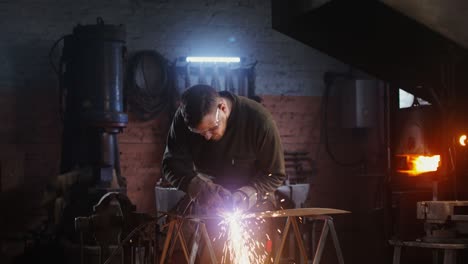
[159,218,190,264]
[274,215,344,264]
[160,218,218,264]
[310,216,345,264]
[187,221,218,264]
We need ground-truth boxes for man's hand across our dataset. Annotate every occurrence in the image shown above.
[231,186,258,212]
[187,174,231,210]
[231,191,249,211]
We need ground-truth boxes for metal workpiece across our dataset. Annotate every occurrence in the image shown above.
[277,183,310,208]
[159,208,349,264]
[155,186,186,214]
[416,200,468,243]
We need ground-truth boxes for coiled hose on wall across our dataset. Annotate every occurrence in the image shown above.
[126,50,173,121]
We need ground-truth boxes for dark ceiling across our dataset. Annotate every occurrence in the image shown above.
[383,0,468,50]
[271,0,468,117]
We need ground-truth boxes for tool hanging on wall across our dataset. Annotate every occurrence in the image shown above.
[210,65,221,90]
[173,57,259,98]
[126,50,173,121]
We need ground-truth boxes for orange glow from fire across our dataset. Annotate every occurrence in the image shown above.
[459,135,467,147]
[398,154,441,176]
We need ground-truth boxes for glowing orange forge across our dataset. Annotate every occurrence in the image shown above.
[397,154,441,176]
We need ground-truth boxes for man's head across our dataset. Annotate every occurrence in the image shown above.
[180,84,229,141]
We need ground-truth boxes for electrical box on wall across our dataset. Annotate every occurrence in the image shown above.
[340,79,379,128]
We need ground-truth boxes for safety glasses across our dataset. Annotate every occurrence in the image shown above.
[188,108,219,135]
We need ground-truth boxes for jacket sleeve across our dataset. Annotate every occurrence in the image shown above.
[162,109,197,192]
[250,116,286,197]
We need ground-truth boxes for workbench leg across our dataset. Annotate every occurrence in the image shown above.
[312,219,329,264]
[392,246,401,264]
[443,249,456,264]
[327,219,344,264]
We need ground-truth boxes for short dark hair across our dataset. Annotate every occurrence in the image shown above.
[180,84,219,128]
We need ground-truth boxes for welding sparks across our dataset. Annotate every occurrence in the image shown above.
[218,210,269,264]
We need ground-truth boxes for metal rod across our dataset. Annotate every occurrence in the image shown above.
[200,222,218,264]
[312,220,317,258]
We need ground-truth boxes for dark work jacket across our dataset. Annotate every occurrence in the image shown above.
[162,92,286,198]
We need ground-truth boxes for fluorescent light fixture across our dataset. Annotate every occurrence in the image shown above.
[186,56,241,63]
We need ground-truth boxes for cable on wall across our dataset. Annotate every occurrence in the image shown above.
[321,71,366,167]
[126,50,171,121]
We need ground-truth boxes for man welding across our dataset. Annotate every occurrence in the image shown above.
[162,84,286,261]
